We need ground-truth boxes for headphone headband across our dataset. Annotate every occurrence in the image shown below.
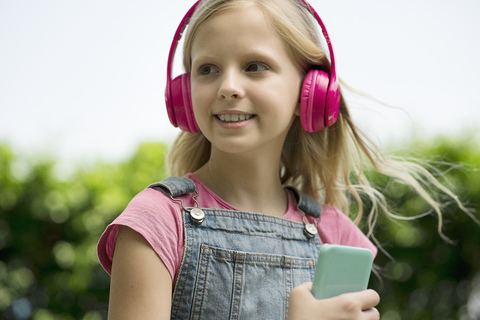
[165,1,201,130]
[165,0,340,132]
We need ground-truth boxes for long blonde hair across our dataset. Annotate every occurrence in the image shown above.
[167,0,467,242]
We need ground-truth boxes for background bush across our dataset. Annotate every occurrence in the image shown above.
[0,137,478,319]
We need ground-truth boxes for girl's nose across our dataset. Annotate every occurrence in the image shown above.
[218,71,244,100]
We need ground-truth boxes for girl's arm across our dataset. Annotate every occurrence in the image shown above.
[288,282,380,320]
[108,226,173,320]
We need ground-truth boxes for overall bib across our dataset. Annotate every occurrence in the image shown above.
[151,177,323,320]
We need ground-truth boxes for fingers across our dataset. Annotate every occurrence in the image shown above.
[297,281,313,291]
[288,282,381,320]
[360,289,380,311]
[362,307,380,320]
[335,290,380,313]
[325,290,380,320]
[340,290,380,319]
[289,282,314,301]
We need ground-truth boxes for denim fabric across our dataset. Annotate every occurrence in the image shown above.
[286,187,322,218]
[156,177,322,320]
[149,177,197,198]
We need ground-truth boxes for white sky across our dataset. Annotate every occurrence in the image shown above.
[1,0,479,167]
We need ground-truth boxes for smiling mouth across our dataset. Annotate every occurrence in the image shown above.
[216,114,255,122]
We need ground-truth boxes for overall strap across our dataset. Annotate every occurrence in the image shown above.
[148,177,196,198]
[150,177,205,224]
[286,187,322,219]
[149,177,322,219]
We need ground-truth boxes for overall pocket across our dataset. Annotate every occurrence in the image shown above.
[189,244,316,320]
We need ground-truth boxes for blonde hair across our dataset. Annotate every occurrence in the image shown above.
[167,0,467,243]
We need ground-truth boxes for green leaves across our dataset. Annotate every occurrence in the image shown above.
[369,136,480,319]
[0,138,478,319]
[0,142,167,319]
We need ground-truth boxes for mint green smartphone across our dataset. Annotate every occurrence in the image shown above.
[311,244,374,300]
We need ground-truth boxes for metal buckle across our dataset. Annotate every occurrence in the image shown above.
[169,188,205,225]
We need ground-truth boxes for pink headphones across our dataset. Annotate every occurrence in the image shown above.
[165,0,340,133]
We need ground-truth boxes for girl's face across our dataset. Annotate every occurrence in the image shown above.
[190,4,304,157]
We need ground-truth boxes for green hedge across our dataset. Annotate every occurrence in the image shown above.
[0,137,478,319]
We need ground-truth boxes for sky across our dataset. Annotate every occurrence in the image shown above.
[1,0,479,168]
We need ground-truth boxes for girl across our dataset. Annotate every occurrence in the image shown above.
[98,0,459,318]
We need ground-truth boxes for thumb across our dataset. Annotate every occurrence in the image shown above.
[298,282,313,291]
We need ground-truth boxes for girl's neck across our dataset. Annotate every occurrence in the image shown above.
[194,149,288,217]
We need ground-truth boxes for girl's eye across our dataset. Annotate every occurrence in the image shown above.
[199,65,218,75]
[246,63,268,72]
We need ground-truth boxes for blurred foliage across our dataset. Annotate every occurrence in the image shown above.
[367,136,480,320]
[0,142,168,319]
[0,137,479,319]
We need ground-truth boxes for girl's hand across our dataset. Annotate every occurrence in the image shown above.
[287,282,380,320]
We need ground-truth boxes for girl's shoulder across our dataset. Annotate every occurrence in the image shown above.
[130,186,179,210]
[320,205,349,220]
[97,185,186,277]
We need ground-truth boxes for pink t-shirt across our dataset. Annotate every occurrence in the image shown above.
[97,174,377,280]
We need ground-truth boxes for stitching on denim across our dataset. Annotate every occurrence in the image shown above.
[171,210,191,318]
[186,225,320,245]
[186,208,313,228]
[191,247,210,319]
[199,245,316,267]
[229,252,244,319]
[284,263,292,318]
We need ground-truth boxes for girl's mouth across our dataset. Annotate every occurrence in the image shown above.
[216,114,255,122]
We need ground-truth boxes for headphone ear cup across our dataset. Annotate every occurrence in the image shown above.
[170,74,199,133]
[300,69,329,132]
[324,73,341,128]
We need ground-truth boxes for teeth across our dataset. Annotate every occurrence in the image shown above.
[217,114,253,122]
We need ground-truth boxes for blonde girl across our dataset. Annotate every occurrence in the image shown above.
[98,0,462,319]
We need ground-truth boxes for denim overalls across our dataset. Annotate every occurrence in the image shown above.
[151,177,323,319]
